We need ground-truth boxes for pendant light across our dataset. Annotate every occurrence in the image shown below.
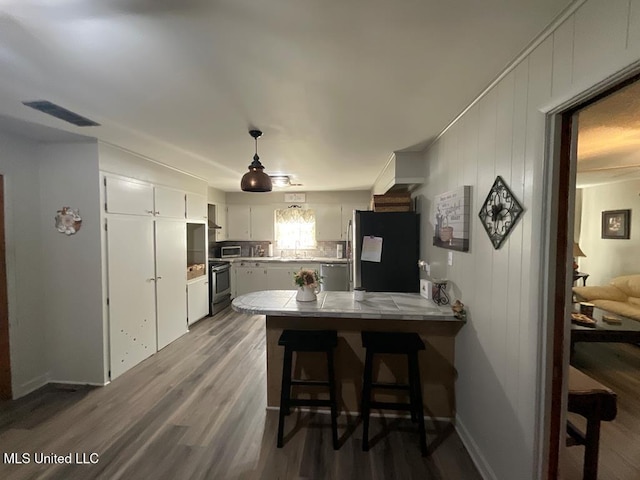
[241,129,272,192]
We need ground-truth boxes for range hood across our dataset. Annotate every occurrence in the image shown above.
[372,151,424,195]
[207,204,222,229]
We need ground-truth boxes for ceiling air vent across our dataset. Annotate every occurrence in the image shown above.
[22,100,100,127]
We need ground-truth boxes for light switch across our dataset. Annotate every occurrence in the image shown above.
[447,251,453,266]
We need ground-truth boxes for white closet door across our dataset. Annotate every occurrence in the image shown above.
[155,220,188,349]
[107,216,156,380]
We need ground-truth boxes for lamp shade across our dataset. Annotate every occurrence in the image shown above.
[241,129,272,192]
[241,162,272,192]
[573,242,586,257]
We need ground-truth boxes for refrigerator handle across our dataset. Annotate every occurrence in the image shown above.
[347,219,353,287]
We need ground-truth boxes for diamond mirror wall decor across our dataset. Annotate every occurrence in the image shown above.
[478,176,524,249]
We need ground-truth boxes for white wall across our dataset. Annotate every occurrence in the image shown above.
[226,190,371,206]
[99,143,208,195]
[414,0,640,478]
[0,131,47,398]
[578,179,640,285]
[207,186,226,205]
[39,142,105,385]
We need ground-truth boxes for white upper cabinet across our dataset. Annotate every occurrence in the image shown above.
[215,203,227,241]
[314,204,342,241]
[186,193,207,222]
[226,204,274,240]
[154,186,186,219]
[104,176,154,216]
[250,205,275,241]
[227,205,251,240]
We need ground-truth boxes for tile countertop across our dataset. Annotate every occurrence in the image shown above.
[221,257,349,264]
[232,290,460,321]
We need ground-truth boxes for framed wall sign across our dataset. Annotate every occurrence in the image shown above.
[601,209,631,239]
[433,186,471,252]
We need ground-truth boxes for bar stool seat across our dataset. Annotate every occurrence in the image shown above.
[277,329,339,449]
[361,331,427,456]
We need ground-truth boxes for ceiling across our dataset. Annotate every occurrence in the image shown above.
[0,0,574,192]
[576,79,640,188]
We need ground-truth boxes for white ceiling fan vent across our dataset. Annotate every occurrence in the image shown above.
[22,100,100,127]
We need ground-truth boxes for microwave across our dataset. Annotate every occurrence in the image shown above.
[221,245,242,258]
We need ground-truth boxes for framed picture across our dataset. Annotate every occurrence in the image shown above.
[601,209,631,239]
[433,185,471,252]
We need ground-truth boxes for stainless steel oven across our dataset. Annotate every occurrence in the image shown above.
[209,260,231,314]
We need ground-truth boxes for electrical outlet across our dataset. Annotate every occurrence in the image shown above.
[425,262,430,276]
[447,251,453,266]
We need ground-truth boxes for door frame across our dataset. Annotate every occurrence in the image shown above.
[543,68,640,478]
[0,175,11,400]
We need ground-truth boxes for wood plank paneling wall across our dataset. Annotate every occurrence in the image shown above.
[413,1,640,478]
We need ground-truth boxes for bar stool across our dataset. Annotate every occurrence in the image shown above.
[360,331,427,456]
[277,329,339,450]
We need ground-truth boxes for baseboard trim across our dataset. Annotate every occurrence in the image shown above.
[47,379,107,387]
[455,415,497,480]
[13,373,50,399]
[265,405,453,423]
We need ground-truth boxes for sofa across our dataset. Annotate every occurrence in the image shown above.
[573,274,640,321]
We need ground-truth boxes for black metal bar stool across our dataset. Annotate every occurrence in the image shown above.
[360,331,427,456]
[277,329,339,450]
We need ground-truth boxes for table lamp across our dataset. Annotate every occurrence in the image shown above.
[573,242,586,273]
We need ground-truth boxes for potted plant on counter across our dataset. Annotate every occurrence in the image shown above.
[294,269,321,302]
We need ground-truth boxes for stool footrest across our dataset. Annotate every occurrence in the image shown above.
[566,420,586,446]
[288,398,333,408]
[361,331,427,457]
[371,382,410,390]
[291,379,329,387]
[370,401,414,411]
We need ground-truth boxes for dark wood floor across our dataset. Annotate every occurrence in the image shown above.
[0,308,481,480]
[563,342,640,480]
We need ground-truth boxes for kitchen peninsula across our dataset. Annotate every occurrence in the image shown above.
[232,291,465,417]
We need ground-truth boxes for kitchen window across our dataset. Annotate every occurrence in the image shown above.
[275,208,316,249]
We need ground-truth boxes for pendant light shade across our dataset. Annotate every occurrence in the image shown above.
[241,129,272,192]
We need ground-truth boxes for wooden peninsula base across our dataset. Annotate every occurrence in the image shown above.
[232,290,466,419]
[266,315,463,418]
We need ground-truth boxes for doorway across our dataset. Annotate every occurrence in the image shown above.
[0,174,11,400]
[548,73,640,479]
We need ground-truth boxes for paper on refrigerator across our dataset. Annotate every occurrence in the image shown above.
[361,236,382,262]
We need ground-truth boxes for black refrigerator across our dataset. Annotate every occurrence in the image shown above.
[351,210,419,292]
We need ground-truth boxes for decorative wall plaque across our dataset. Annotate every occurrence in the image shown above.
[478,176,523,249]
[55,206,82,235]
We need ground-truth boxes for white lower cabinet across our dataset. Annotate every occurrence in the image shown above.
[106,216,188,379]
[234,263,268,296]
[266,266,296,290]
[233,262,322,295]
[187,276,209,325]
